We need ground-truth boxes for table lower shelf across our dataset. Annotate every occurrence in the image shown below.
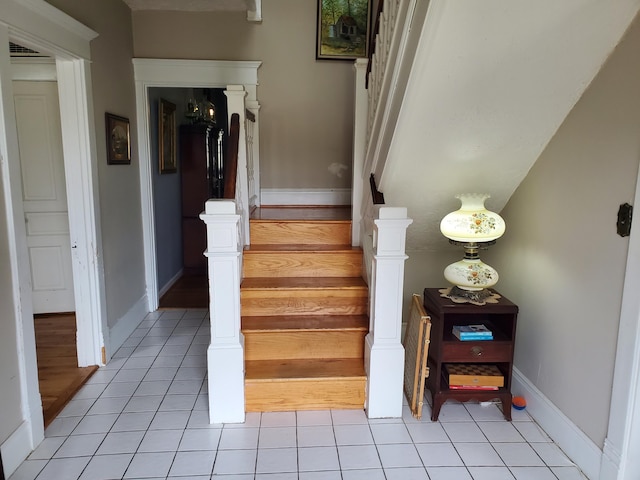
[430,388,512,421]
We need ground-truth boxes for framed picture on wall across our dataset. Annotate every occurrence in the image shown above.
[316,0,372,60]
[105,113,131,165]
[159,98,177,174]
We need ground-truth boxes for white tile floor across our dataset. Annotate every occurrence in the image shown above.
[10,309,588,480]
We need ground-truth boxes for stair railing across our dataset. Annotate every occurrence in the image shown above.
[353,0,422,250]
[352,0,425,419]
[199,85,260,424]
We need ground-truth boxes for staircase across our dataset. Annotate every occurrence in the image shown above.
[241,206,368,411]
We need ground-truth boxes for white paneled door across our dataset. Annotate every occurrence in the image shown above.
[13,80,75,314]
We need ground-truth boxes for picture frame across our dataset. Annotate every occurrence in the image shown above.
[317,0,372,60]
[158,98,177,174]
[105,113,130,165]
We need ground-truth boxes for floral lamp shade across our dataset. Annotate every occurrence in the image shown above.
[440,194,506,303]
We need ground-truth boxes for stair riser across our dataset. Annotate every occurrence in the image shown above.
[250,222,351,245]
[243,252,362,278]
[244,331,366,361]
[245,378,366,412]
[241,290,368,316]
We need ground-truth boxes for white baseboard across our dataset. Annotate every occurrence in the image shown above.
[108,295,149,359]
[261,188,351,206]
[159,268,184,298]
[1,421,32,477]
[512,367,601,480]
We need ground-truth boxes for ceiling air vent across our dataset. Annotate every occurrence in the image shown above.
[9,42,45,57]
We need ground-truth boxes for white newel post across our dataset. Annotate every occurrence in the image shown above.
[365,206,412,418]
[200,200,245,423]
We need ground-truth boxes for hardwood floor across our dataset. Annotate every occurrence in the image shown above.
[34,313,98,427]
[159,273,208,308]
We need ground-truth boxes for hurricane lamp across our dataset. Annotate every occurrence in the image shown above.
[440,193,505,304]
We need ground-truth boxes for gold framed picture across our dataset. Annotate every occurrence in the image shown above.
[317,0,372,60]
[105,113,130,165]
[159,98,177,174]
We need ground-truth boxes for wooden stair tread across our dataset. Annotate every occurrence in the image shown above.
[244,244,360,252]
[251,206,351,221]
[241,277,367,290]
[242,315,368,332]
[245,358,365,380]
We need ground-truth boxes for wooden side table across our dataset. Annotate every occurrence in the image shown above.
[423,288,518,421]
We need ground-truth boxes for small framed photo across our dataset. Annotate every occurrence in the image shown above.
[158,98,177,174]
[105,113,130,165]
[317,0,372,60]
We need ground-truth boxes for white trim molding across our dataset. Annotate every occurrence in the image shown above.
[0,3,104,470]
[107,294,149,358]
[132,59,261,89]
[10,57,56,81]
[247,0,262,22]
[0,421,32,477]
[261,188,352,206]
[133,58,262,311]
[159,268,184,298]
[2,0,97,59]
[512,367,601,479]
[601,144,640,480]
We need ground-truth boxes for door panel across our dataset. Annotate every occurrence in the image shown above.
[13,80,74,314]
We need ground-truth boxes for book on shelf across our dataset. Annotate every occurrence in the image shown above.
[453,331,493,341]
[452,324,492,335]
[452,324,493,341]
[449,384,499,390]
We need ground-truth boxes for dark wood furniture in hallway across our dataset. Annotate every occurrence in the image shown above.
[34,313,98,427]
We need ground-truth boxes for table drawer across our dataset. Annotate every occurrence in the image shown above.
[442,341,512,362]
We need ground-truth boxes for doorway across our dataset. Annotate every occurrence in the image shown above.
[132,59,261,311]
[1,3,106,457]
[12,72,96,426]
[13,79,75,314]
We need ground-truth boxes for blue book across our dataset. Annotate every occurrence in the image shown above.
[454,332,494,341]
[453,324,492,336]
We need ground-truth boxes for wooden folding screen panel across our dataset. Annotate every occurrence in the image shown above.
[403,294,432,419]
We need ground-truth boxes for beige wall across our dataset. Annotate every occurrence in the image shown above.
[47,0,146,331]
[485,15,640,447]
[0,171,23,444]
[132,0,354,190]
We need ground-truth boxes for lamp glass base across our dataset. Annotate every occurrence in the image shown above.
[439,286,501,306]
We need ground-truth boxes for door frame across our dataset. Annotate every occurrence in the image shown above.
[132,58,261,310]
[0,0,105,454]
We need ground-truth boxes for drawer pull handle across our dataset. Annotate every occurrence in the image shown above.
[471,346,483,356]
